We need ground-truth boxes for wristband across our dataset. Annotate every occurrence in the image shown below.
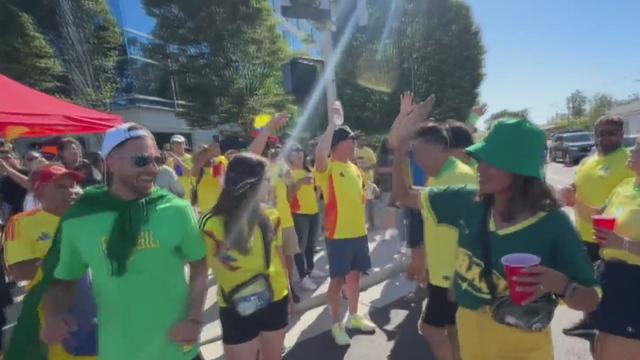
[562,282,579,300]
[623,239,631,252]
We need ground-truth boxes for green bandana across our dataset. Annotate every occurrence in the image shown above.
[5,186,173,360]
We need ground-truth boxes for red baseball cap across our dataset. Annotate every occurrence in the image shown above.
[32,165,83,189]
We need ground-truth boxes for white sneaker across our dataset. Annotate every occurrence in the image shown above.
[345,314,376,332]
[331,323,351,346]
[309,269,326,279]
[300,276,318,291]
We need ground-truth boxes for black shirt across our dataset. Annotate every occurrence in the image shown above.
[0,169,28,217]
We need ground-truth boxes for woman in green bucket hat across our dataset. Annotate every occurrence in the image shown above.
[389,95,600,360]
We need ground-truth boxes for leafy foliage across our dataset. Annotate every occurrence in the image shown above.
[335,0,485,134]
[566,90,588,119]
[484,109,529,129]
[548,92,619,132]
[0,1,64,95]
[3,0,122,109]
[143,0,294,129]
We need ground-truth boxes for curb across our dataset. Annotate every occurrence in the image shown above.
[294,256,410,314]
[200,256,409,346]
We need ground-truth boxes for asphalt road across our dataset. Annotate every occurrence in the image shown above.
[281,161,594,360]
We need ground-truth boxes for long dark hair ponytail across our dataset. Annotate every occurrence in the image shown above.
[207,153,273,254]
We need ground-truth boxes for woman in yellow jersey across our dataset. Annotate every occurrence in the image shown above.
[390,93,600,360]
[285,144,325,291]
[199,153,292,360]
[568,138,640,359]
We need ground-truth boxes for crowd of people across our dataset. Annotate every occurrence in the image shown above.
[0,91,637,360]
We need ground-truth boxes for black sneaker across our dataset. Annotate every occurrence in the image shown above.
[291,290,301,304]
[563,319,597,339]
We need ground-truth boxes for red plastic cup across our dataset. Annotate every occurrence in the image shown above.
[592,215,616,231]
[501,253,541,305]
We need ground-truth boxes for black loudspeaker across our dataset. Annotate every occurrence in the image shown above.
[282,58,318,103]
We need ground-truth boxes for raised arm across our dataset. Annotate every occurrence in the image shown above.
[389,91,435,210]
[248,113,289,156]
[0,160,29,190]
[392,146,421,210]
[315,102,342,173]
[191,143,220,177]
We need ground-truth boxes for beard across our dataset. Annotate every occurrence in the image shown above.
[598,142,622,155]
[114,173,155,199]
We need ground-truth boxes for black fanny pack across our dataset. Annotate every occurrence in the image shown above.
[489,294,557,332]
[479,203,557,332]
[223,274,273,317]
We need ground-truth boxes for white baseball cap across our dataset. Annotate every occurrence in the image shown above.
[101,123,150,157]
[170,134,186,143]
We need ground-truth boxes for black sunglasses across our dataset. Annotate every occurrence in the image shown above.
[597,129,621,137]
[130,154,163,168]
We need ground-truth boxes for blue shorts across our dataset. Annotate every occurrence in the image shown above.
[326,236,371,278]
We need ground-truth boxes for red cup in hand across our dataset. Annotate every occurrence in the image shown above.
[501,253,541,305]
[592,215,616,231]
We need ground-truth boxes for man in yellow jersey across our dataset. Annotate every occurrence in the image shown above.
[315,102,375,346]
[446,120,478,168]
[561,115,634,339]
[167,134,194,202]
[272,162,302,303]
[191,141,227,214]
[354,133,378,228]
[4,164,94,359]
[402,121,476,360]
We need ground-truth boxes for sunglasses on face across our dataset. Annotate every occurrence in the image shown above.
[129,154,163,168]
[597,129,621,137]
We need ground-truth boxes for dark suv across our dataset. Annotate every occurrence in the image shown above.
[549,131,594,166]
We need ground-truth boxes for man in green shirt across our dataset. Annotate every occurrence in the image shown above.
[40,123,207,360]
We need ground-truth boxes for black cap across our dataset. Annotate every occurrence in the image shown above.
[331,126,356,149]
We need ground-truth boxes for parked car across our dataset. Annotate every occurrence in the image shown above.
[624,134,638,150]
[549,131,594,166]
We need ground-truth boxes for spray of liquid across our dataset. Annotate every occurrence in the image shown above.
[220,9,363,253]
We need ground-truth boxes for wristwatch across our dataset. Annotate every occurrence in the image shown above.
[562,282,579,300]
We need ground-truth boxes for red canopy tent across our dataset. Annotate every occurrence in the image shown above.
[0,74,123,139]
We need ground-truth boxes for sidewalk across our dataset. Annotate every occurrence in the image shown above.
[199,228,411,359]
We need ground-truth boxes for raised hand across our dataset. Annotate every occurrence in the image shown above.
[472,103,488,117]
[399,91,415,116]
[398,94,436,143]
[267,112,290,132]
[330,101,344,126]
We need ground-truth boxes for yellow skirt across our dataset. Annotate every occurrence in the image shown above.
[456,307,554,360]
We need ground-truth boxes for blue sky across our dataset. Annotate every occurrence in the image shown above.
[465,0,640,126]
[110,0,639,127]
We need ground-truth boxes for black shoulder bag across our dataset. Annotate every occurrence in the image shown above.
[479,202,558,332]
[217,225,274,317]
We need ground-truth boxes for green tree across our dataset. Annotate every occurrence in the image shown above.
[0,1,64,94]
[335,0,485,134]
[4,0,122,109]
[566,89,587,119]
[588,93,614,120]
[143,0,293,129]
[484,109,529,129]
[54,0,123,109]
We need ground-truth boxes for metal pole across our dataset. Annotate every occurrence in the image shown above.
[319,29,338,111]
[319,0,338,112]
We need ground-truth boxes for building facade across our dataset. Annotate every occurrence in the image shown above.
[105,0,321,148]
